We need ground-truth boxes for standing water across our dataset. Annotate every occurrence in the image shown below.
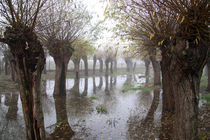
[0,74,162,140]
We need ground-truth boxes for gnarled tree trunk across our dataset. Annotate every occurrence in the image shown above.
[150,56,161,86]
[53,54,70,96]
[110,61,113,74]
[99,58,103,73]
[93,55,96,74]
[161,51,175,113]
[4,26,46,140]
[105,59,109,76]
[114,59,117,72]
[73,59,80,79]
[82,56,88,76]
[161,39,209,139]
[206,58,210,91]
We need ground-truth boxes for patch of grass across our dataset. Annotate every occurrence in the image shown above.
[201,94,210,100]
[130,87,152,92]
[96,104,107,114]
[200,74,208,87]
[90,96,98,100]
[201,94,210,106]
[122,82,152,93]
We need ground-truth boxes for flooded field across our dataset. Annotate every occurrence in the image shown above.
[0,74,163,140]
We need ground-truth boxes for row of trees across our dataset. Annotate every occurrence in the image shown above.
[0,0,96,139]
[109,0,209,139]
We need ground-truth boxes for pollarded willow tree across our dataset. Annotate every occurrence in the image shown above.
[110,0,209,139]
[37,0,91,95]
[0,0,47,139]
[71,39,94,79]
[108,0,161,86]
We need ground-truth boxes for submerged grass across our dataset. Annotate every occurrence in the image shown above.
[90,96,98,100]
[200,73,207,87]
[96,104,107,114]
[122,82,152,93]
[201,94,210,106]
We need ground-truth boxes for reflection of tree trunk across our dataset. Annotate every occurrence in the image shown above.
[53,56,70,96]
[82,78,88,96]
[93,77,96,94]
[99,58,103,73]
[150,56,161,86]
[98,77,103,89]
[144,59,150,85]
[41,80,47,95]
[143,88,160,123]
[51,95,74,139]
[6,94,19,120]
[70,78,80,95]
[93,55,96,74]
[128,88,160,139]
[105,76,109,93]
[73,59,80,79]
[105,59,109,76]
[110,76,113,89]
[113,77,117,85]
[206,58,210,91]
[83,56,88,76]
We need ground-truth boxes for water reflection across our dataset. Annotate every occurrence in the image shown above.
[0,93,26,140]
[127,88,161,140]
[6,94,18,120]
[0,74,165,140]
[50,95,74,139]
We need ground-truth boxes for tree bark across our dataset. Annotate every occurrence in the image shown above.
[6,51,17,82]
[160,53,175,113]
[105,59,109,76]
[150,56,161,86]
[53,55,70,96]
[93,77,96,94]
[99,58,103,73]
[4,55,10,75]
[4,26,46,140]
[206,58,210,91]
[161,39,209,139]
[73,59,80,79]
[125,57,133,72]
[82,56,88,76]
[114,59,117,72]
[93,55,96,74]
[110,61,113,74]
